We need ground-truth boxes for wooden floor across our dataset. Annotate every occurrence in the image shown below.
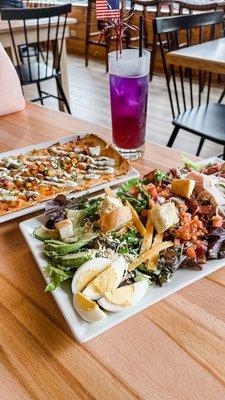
[24,54,224,159]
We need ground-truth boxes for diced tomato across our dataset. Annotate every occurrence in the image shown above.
[202,164,221,175]
[77,163,87,171]
[66,165,73,173]
[174,238,181,247]
[195,243,207,263]
[146,183,158,198]
[129,187,139,196]
[160,189,170,198]
[141,208,148,217]
[187,246,197,259]
[2,179,13,189]
[148,198,155,208]
[198,205,213,214]
[212,215,223,228]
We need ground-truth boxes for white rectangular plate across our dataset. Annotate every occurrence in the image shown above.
[19,156,225,342]
[20,213,225,343]
[0,133,139,223]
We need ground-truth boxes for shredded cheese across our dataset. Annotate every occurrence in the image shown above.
[140,212,153,254]
[128,241,174,271]
[146,233,163,270]
[125,200,146,237]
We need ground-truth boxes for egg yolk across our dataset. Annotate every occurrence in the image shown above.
[105,285,135,306]
[77,269,106,291]
[75,292,96,311]
[85,266,118,295]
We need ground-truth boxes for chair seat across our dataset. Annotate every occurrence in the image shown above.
[17,62,58,84]
[174,103,225,144]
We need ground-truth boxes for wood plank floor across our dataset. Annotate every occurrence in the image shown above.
[24,54,224,159]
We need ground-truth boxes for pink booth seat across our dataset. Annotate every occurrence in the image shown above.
[0,42,25,116]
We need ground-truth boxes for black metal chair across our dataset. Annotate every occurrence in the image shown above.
[153,11,225,157]
[0,4,71,113]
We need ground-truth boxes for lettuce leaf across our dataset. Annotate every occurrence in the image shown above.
[119,178,142,192]
[117,179,148,213]
[45,263,74,292]
[80,197,102,221]
[182,156,211,172]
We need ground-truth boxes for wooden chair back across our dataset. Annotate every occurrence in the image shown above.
[153,11,224,118]
[0,4,71,84]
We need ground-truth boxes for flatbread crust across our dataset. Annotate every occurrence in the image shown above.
[0,134,131,216]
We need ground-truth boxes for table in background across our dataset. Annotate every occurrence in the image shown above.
[167,37,225,74]
[0,103,225,400]
[0,17,76,111]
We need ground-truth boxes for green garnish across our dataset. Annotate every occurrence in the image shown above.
[154,170,168,182]
[113,229,141,255]
[80,198,101,221]
[119,178,143,192]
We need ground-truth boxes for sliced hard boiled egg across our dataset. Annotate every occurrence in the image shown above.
[82,256,127,301]
[98,280,148,312]
[73,292,106,323]
[71,257,111,294]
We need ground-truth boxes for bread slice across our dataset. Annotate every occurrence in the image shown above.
[150,203,179,233]
[99,206,132,233]
[171,179,195,198]
[55,218,74,239]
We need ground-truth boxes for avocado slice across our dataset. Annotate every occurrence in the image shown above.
[63,227,84,243]
[33,225,59,242]
[44,232,98,256]
[66,209,85,227]
[51,252,91,268]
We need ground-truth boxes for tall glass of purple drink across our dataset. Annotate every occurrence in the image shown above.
[109,49,150,160]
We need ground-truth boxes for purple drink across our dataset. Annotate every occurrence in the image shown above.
[109,74,149,150]
[109,49,150,160]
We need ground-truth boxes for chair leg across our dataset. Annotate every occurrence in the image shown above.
[85,0,92,68]
[196,137,205,156]
[219,88,225,103]
[85,42,90,68]
[37,82,44,105]
[223,145,225,160]
[167,126,179,148]
[55,76,71,114]
[150,34,157,81]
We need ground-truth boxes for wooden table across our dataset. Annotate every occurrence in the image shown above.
[0,17,76,111]
[167,37,225,74]
[1,103,225,400]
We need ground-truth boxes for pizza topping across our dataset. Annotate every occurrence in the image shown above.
[76,173,100,181]
[0,134,130,216]
[91,167,115,174]
[41,180,78,188]
[89,146,101,156]
[27,155,56,161]
[3,158,22,169]
[0,195,18,201]
[49,146,70,156]
[24,191,40,199]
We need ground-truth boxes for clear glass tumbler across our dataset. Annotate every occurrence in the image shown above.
[109,49,150,160]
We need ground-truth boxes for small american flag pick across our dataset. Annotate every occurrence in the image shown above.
[96,0,120,20]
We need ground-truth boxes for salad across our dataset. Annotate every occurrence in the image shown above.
[33,157,225,323]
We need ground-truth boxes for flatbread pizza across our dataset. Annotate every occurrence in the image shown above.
[0,134,130,216]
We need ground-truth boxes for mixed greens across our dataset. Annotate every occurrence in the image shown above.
[33,158,225,304]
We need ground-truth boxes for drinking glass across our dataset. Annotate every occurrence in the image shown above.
[109,49,150,160]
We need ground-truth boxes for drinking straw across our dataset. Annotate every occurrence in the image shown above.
[139,15,143,58]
